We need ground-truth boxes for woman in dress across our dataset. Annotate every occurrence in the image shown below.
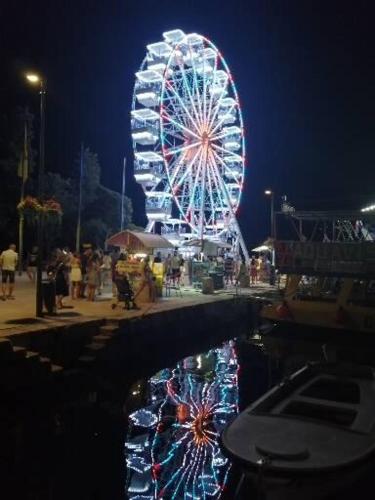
[69,252,82,299]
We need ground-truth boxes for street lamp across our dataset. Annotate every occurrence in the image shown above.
[26,73,46,317]
[264,190,275,240]
[265,190,276,278]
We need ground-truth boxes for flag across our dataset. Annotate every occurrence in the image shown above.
[17,121,29,182]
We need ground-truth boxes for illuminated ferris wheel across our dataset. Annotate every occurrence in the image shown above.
[132,29,248,259]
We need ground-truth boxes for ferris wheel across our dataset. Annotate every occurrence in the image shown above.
[131,29,248,259]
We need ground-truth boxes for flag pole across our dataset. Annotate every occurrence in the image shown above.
[75,142,84,253]
[120,157,126,231]
[18,117,28,275]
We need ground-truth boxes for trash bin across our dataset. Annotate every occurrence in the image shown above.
[202,277,214,294]
[42,279,56,314]
[209,272,224,290]
[239,274,250,287]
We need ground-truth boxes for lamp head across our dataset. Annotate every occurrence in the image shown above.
[26,73,41,84]
[264,190,272,196]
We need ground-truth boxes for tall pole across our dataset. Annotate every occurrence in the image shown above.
[270,191,275,240]
[36,80,46,317]
[18,119,28,275]
[270,192,275,266]
[76,142,84,252]
[121,157,126,231]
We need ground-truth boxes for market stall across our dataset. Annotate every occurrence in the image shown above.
[106,230,174,302]
[183,239,232,289]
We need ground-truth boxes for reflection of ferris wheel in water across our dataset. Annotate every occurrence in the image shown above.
[132,29,248,259]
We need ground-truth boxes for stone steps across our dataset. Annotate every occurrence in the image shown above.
[92,334,112,343]
[99,324,120,335]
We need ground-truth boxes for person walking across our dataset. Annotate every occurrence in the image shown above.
[53,255,69,309]
[26,246,38,281]
[256,255,263,282]
[250,256,258,285]
[101,251,112,290]
[87,255,100,301]
[171,251,181,284]
[224,254,234,286]
[0,244,18,300]
[69,252,82,299]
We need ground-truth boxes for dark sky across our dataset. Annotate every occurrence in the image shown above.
[1,0,374,245]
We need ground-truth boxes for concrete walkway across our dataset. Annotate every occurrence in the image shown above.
[0,274,276,337]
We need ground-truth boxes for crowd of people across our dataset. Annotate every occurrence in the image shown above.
[0,242,273,309]
[198,253,272,286]
[45,246,118,308]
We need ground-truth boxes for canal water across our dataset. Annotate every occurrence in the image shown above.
[124,325,375,500]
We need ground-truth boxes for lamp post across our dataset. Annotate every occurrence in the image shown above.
[26,73,46,317]
[265,189,276,281]
[264,190,275,239]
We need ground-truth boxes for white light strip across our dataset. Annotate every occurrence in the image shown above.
[361,203,375,212]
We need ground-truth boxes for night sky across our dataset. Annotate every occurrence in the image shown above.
[1,0,374,246]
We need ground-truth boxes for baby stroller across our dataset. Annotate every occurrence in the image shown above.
[111,274,139,310]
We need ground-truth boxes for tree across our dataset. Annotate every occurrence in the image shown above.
[42,172,78,248]
[0,108,36,248]
[75,147,134,248]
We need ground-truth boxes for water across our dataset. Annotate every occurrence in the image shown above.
[125,341,239,499]
[124,326,375,500]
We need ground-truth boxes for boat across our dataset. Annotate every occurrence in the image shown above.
[221,361,375,499]
[261,240,375,334]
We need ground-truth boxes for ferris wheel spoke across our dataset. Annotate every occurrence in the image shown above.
[167,150,189,189]
[164,141,201,156]
[199,147,209,234]
[205,158,217,225]
[162,98,189,129]
[211,149,241,187]
[205,53,219,132]
[207,85,229,133]
[177,62,203,130]
[186,147,204,221]
[174,146,202,189]
[210,142,241,158]
[211,148,241,210]
[164,81,201,135]
[209,103,237,138]
[162,111,201,141]
[202,54,208,125]
[207,150,228,210]
[164,92,195,133]
[164,80,194,129]
[188,44,204,129]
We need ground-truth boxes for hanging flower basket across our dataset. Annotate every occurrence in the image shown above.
[17,196,63,224]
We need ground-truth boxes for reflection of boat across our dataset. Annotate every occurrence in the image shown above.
[221,361,375,500]
[262,240,375,334]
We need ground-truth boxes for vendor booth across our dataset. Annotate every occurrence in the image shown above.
[106,230,174,301]
[182,239,232,290]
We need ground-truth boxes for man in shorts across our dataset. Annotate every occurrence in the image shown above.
[0,244,18,300]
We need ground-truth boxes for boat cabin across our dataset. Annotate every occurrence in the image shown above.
[262,240,375,333]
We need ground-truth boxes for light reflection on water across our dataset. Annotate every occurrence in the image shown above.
[124,326,375,500]
[125,340,239,499]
